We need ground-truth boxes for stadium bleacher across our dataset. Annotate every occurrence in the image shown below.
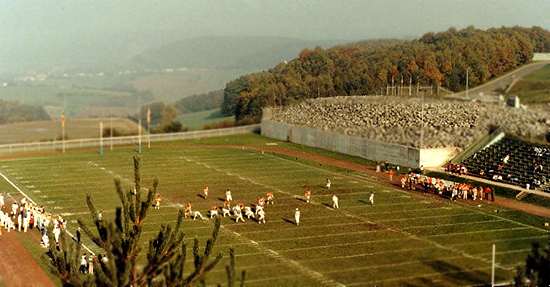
[462,136,550,192]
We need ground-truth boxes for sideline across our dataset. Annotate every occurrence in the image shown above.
[0,170,95,255]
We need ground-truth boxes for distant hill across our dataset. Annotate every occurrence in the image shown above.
[129,36,341,70]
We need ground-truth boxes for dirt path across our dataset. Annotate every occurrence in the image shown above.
[218,144,550,218]
[0,232,55,287]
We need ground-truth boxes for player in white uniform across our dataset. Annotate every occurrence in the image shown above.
[257,209,266,224]
[209,206,219,218]
[326,178,332,189]
[244,206,255,219]
[11,202,18,216]
[369,192,375,205]
[203,186,209,199]
[225,189,233,202]
[234,207,245,223]
[294,208,301,226]
[332,194,339,209]
[193,210,206,220]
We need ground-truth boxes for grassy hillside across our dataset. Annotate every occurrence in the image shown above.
[0,85,140,117]
[174,90,224,114]
[0,118,138,144]
[177,109,234,130]
[509,64,550,104]
[130,69,247,101]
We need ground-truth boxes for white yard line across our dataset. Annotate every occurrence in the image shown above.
[220,226,346,287]
[84,156,347,287]
[346,267,492,286]
[183,155,517,272]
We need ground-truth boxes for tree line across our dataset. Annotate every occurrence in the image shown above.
[0,99,50,124]
[174,90,224,114]
[221,26,550,123]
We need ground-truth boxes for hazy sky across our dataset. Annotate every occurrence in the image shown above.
[1,0,549,73]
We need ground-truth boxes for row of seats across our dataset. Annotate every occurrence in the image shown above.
[461,136,550,192]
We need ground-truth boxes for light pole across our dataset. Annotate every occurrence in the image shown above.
[466,68,469,98]
[62,94,66,153]
[99,121,104,156]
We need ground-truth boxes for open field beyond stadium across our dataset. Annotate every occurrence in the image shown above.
[0,135,549,286]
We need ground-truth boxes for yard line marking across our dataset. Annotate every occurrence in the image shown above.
[345,267,493,286]
[232,222,373,235]
[401,219,504,230]
[184,155,515,272]
[427,226,530,237]
[324,248,531,275]
[448,235,549,247]
[0,169,96,256]
[220,226,346,287]
[255,149,547,233]
[181,155,348,287]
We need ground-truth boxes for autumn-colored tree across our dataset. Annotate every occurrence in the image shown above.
[221,26,550,122]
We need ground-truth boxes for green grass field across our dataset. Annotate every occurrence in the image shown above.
[178,109,235,130]
[0,134,549,286]
[509,64,550,104]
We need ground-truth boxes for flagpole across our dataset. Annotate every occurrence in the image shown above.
[61,112,66,153]
[62,94,66,153]
[147,107,151,149]
[138,119,142,154]
[109,113,113,151]
[99,121,104,156]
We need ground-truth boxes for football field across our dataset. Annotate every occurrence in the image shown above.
[0,135,548,286]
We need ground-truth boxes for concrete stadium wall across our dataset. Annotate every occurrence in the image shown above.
[261,119,422,167]
[261,114,460,168]
[419,147,460,168]
[0,124,260,154]
[533,53,550,62]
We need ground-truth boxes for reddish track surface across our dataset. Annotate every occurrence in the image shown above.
[234,144,550,218]
[0,232,55,287]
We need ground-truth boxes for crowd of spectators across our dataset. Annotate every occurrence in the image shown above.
[401,173,495,202]
[462,137,550,191]
[270,96,550,148]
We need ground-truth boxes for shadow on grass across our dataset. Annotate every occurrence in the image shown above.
[421,259,490,286]
[358,199,374,206]
[282,217,296,225]
[321,203,333,209]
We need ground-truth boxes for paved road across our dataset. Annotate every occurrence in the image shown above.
[446,61,550,101]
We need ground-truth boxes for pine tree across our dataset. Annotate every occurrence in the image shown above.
[47,155,244,287]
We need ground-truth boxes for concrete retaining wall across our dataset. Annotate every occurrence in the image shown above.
[261,118,458,168]
[533,53,550,62]
[262,119,421,167]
